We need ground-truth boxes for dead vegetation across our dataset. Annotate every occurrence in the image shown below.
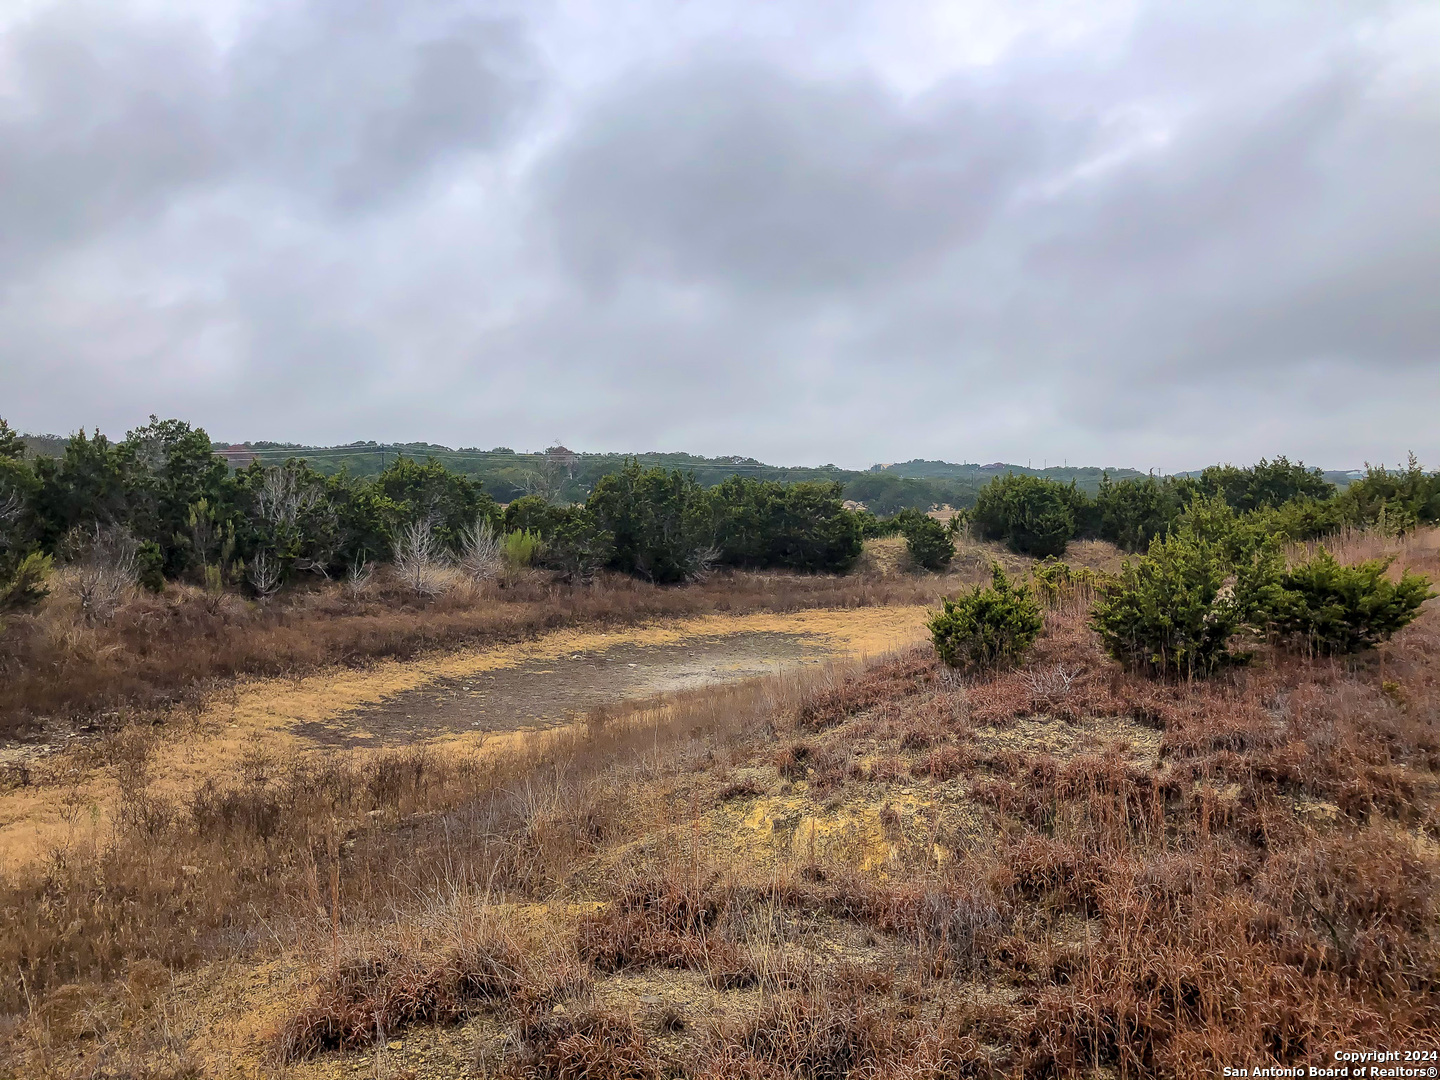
[276,923,587,1060]
[0,549,1023,741]
[2,531,1438,1078]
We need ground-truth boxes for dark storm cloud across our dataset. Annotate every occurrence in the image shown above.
[1,0,1436,468]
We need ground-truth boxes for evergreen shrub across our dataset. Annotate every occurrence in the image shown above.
[1265,549,1433,655]
[928,564,1043,670]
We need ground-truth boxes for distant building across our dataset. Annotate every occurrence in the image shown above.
[218,444,258,467]
[545,444,578,478]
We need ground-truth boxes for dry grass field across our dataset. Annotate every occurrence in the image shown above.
[1,535,1105,743]
[1,531,1435,1078]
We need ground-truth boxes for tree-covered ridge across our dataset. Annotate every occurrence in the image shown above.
[9,426,1375,512]
[870,458,1147,493]
[4,415,1434,608]
[0,417,869,600]
[134,439,984,512]
[213,442,857,503]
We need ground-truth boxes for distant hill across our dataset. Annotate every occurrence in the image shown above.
[1321,471,1364,488]
[18,433,66,458]
[871,459,1147,495]
[217,445,1159,511]
[886,459,1365,492]
[223,443,855,504]
[11,427,1367,507]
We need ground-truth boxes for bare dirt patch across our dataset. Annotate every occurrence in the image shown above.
[971,713,1163,766]
[0,607,929,871]
[298,632,832,747]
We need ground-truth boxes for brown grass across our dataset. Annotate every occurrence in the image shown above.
[697,989,1003,1079]
[0,557,1020,740]
[500,1008,664,1079]
[3,529,1438,1078]
[0,666,834,1026]
[276,922,585,1059]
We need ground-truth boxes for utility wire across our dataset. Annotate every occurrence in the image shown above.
[224,446,874,473]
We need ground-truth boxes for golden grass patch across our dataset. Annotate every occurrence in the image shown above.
[0,607,929,872]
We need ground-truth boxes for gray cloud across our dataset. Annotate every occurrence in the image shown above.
[227,0,538,211]
[0,0,537,279]
[540,59,1071,295]
[0,8,223,273]
[1,0,1436,470]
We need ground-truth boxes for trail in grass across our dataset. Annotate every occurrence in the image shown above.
[0,606,929,870]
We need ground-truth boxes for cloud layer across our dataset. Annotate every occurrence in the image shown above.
[2,0,1436,469]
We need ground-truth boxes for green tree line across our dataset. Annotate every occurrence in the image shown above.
[967,455,1439,558]
[0,417,875,602]
[173,441,985,512]
[4,416,1434,606]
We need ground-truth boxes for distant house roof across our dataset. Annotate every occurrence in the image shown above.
[218,444,257,467]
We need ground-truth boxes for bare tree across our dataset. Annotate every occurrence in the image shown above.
[346,554,374,601]
[683,544,721,583]
[70,524,140,624]
[254,464,321,530]
[0,490,20,527]
[521,468,556,501]
[0,490,21,557]
[393,519,450,597]
[252,464,336,576]
[248,550,282,599]
[545,443,578,478]
[538,443,577,500]
[458,517,503,582]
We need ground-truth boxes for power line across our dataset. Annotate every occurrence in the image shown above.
[224,446,861,473]
[226,445,1119,480]
[223,446,1113,486]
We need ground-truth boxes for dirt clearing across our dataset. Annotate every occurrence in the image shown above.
[304,631,829,746]
[0,606,928,871]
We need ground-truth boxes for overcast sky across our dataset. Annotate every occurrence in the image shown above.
[2,0,1436,470]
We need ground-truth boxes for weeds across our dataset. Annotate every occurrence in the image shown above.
[0,563,977,737]
[3,528,1438,1077]
[699,989,1001,1079]
[577,875,740,976]
[502,1009,662,1080]
[275,927,578,1059]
